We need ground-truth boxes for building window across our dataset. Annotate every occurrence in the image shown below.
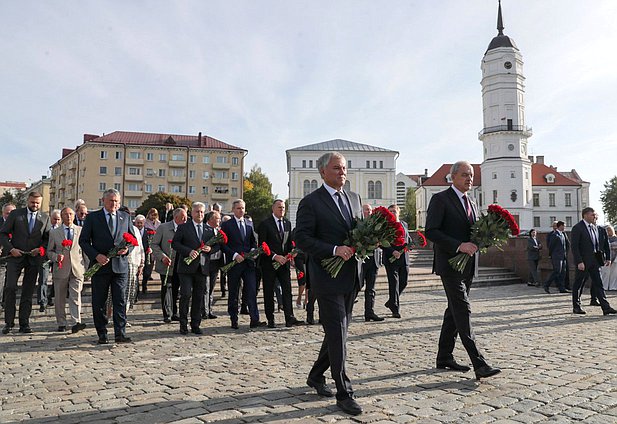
[158,185,166,192]
[189,186,196,194]
[171,169,184,177]
[492,173,497,180]
[549,193,556,207]
[159,153,167,161]
[565,216,573,227]
[216,156,228,164]
[100,151,108,159]
[309,160,313,168]
[533,216,540,227]
[373,160,377,169]
[379,161,383,169]
[158,169,166,177]
[232,157,239,165]
[99,182,106,191]
[115,151,122,160]
[189,155,196,163]
[303,180,311,197]
[114,183,121,191]
[114,167,122,176]
[231,187,238,196]
[302,160,306,168]
[311,180,318,192]
[171,185,183,193]
[347,160,352,169]
[368,181,375,199]
[189,170,195,179]
[128,200,139,209]
[510,171,515,178]
[533,193,540,207]
[127,183,140,191]
[145,184,152,193]
[128,167,141,175]
[146,168,155,177]
[202,171,209,179]
[479,193,483,207]
[493,190,498,203]
[375,181,382,199]
[214,186,228,194]
[129,152,141,159]
[203,156,210,164]
[565,193,572,207]
[99,166,107,175]
[366,161,370,168]
[231,172,238,181]
[202,186,209,195]
[146,153,154,161]
[171,154,184,161]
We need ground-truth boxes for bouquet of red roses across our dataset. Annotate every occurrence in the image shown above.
[448,204,520,273]
[57,239,73,269]
[272,240,303,270]
[84,232,139,278]
[184,229,228,265]
[321,206,399,278]
[221,241,271,274]
[145,230,156,265]
[388,229,428,263]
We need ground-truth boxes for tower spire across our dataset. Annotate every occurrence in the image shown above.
[497,0,504,36]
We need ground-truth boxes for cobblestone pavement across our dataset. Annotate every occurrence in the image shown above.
[1,283,616,423]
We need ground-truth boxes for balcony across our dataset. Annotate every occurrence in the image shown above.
[211,178,229,185]
[478,125,533,139]
[211,192,230,200]
[125,157,144,165]
[212,162,231,170]
[168,175,186,183]
[68,162,77,170]
[125,174,144,182]
[168,159,186,167]
[124,190,143,197]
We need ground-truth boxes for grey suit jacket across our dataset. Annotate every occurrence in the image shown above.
[151,221,177,276]
[47,225,85,280]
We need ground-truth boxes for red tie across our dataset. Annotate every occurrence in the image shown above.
[462,194,474,224]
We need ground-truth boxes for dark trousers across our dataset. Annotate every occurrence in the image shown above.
[544,258,566,291]
[361,260,378,316]
[572,266,611,311]
[37,261,51,306]
[308,291,355,400]
[385,258,408,313]
[141,260,154,293]
[437,276,488,370]
[4,259,39,328]
[306,288,317,321]
[262,265,294,323]
[527,259,540,285]
[0,264,6,307]
[178,271,206,329]
[91,271,128,338]
[227,262,259,323]
[160,272,180,319]
[202,259,222,316]
[564,258,571,289]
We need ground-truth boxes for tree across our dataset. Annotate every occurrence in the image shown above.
[0,190,26,208]
[601,176,617,225]
[242,164,275,225]
[400,187,417,229]
[134,192,192,218]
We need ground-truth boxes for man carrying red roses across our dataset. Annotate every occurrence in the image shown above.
[382,205,411,318]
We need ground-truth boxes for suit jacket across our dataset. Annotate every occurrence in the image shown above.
[151,221,178,276]
[73,217,86,227]
[257,215,292,272]
[383,220,411,266]
[221,217,257,266]
[47,225,85,280]
[571,220,610,270]
[78,208,134,274]
[527,237,541,261]
[425,187,478,278]
[548,230,568,261]
[172,221,219,274]
[0,207,51,266]
[295,185,362,296]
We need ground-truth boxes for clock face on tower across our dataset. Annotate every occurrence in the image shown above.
[504,61,512,69]
[508,144,514,151]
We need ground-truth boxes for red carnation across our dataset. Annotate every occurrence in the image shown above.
[39,246,46,257]
[168,239,173,244]
[61,239,73,248]
[292,240,296,248]
[417,231,427,247]
[298,271,305,280]
[123,232,139,247]
[219,229,228,244]
[262,242,271,257]
[147,230,156,236]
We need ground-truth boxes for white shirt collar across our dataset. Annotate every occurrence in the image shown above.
[451,185,467,199]
[173,222,179,231]
[323,183,342,197]
[272,214,284,223]
[63,224,73,230]
[235,216,245,224]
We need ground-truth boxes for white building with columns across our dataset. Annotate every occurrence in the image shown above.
[286,139,398,225]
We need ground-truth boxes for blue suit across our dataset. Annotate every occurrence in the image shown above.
[544,230,568,292]
[79,208,134,339]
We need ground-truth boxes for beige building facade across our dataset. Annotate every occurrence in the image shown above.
[28,176,52,214]
[50,131,247,212]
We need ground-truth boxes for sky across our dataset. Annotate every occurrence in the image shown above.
[2,1,617,221]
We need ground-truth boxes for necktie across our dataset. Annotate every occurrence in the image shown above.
[66,227,72,241]
[589,224,598,251]
[197,224,203,241]
[108,213,114,236]
[335,192,352,228]
[462,195,474,224]
[239,220,246,240]
[28,212,35,233]
[278,219,284,241]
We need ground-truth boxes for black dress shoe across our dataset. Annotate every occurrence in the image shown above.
[2,326,12,335]
[163,318,172,324]
[19,326,33,334]
[603,308,617,316]
[590,300,601,306]
[475,365,501,380]
[544,287,550,294]
[249,321,266,328]
[208,314,218,319]
[336,397,363,416]
[306,378,334,397]
[71,322,86,334]
[180,327,189,335]
[240,308,249,315]
[285,318,305,327]
[200,313,207,319]
[391,312,401,319]
[436,359,471,372]
[191,327,203,335]
[56,326,66,332]
[221,290,226,298]
[115,335,132,343]
[560,289,572,293]
[39,304,45,312]
[573,308,587,314]
[365,313,385,322]
[267,320,276,328]
[98,335,109,344]
[171,315,180,321]
[306,317,315,325]
[47,300,54,306]
[231,321,239,330]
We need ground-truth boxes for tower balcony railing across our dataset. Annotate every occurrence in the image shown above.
[478,125,532,138]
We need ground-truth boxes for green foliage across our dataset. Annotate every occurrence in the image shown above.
[0,190,26,208]
[243,164,275,225]
[400,187,417,229]
[601,176,617,225]
[134,192,192,218]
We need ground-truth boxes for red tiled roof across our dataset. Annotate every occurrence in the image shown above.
[0,181,27,190]
[62,148,75,158]
[531,163,579,186]
[85,131,246,151]
[421,164,483,186]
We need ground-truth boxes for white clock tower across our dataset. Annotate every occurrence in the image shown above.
[479,0,533,230]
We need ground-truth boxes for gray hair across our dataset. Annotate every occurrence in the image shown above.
[74,199,86,209]
[134,214,146,222]
[232,199,245,208]
[172,208,186,218]
[317,152,346,172]
[450,161,473,176]
[102,188,121,199]
[212,202,222,211]
[51,209,62,218]
[192,201,206,211]
[60,207,74,216]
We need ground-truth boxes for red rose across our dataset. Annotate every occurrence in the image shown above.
[262,242,271,257]
[298,271,305,280]
[147,230,156,236]
[167,239,173,244]
[39,246,46,257]
[219,230,228,244]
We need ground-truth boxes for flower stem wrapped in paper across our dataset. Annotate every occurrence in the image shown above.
[184,229,228,265]
[220,241,271,274]
[84,232,139,279]
[388,230,427,263]
[448,204,520,273]
[321,206,398,278]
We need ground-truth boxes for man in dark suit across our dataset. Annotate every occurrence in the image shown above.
[0,203,16,311]
[74,203,88,227]
[258,199,303,328]
[172,202,217,335]
[383,204,411,318]
[0,192,50,334]
[201,210,222,320]
[571,207,617,315]
[295,152,363,416]
[79,188,134,344]
[360,204,383,322]
[221,199,263,329]
[543,221,570,294]
[425,161,500,380]
[526,229,542,286]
